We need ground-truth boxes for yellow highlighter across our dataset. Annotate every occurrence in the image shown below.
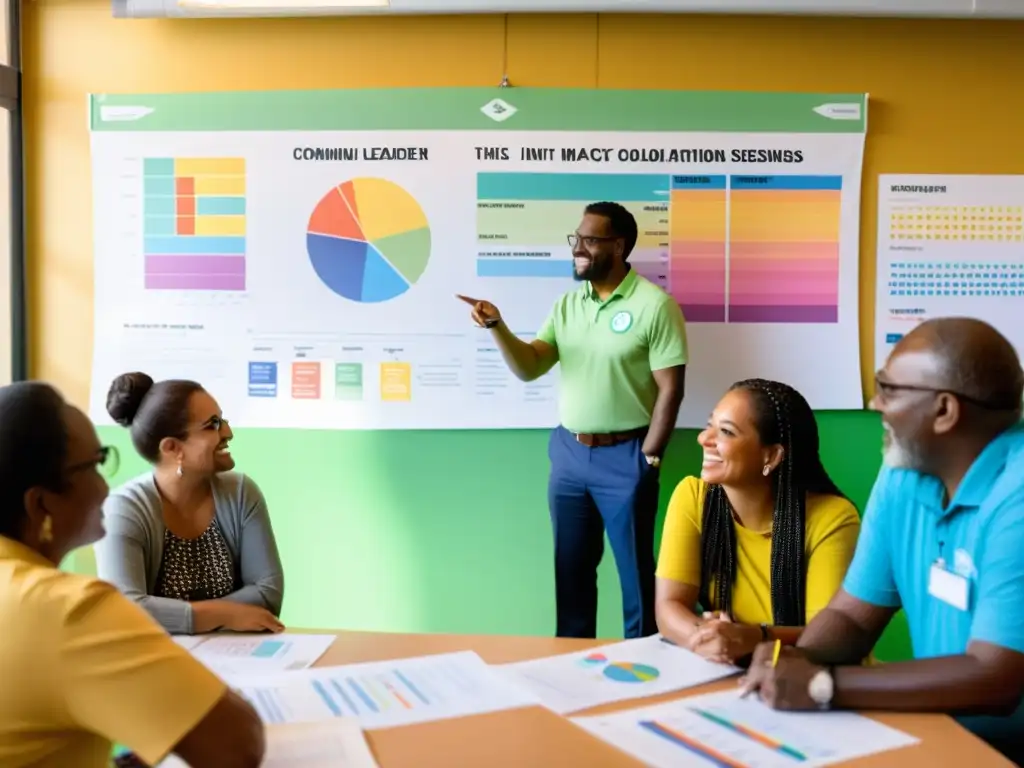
[771,639,782,667]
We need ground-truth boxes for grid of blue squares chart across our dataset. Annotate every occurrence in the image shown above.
[887,262,1024,297]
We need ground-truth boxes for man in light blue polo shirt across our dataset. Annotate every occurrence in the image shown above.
[740,317,1024,763]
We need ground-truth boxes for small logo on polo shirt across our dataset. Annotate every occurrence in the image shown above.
[610,311,633,333]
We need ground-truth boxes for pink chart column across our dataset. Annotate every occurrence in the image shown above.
[668,175,727,322]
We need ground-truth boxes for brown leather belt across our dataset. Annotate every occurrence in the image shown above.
[571,426,648,448]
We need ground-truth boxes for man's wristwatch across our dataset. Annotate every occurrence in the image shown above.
[644,454,661,468]
[808,666,835,710]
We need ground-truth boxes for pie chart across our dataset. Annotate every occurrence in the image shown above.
[602,662,660,683]
[306,178,431,303]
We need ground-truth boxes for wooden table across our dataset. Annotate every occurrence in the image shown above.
[309,630,1015,767]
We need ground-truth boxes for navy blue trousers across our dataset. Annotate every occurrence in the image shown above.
[547,425,660,639]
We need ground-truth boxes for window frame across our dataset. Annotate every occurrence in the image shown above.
[0,0,24,384]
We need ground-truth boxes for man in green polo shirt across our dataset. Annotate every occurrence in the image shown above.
[458,201,688,638]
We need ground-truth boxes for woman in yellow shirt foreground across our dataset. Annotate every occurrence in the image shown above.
[0,382,265,767]
[655,377,860,665]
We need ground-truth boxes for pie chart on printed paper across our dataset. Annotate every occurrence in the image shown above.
[602,662,660,683]
[306,178,431,303]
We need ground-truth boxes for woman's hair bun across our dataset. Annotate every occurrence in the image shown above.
[105,372,155,427]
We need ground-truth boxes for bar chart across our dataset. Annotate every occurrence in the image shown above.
[475,172,669,285]
[728,175,841,323]
[572,690,918,768]
[669,175,727,321]
[142,157,247,290]
[475,171,842,324]
[229,651,538,729]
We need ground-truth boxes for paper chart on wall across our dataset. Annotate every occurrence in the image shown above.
[571,689,919,767]
[223,650,540,730]
[88,88,867,430]
[875,174,1024,371]
[493,635,739,715]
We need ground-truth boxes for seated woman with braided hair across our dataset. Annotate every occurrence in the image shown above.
[655,378,860,665]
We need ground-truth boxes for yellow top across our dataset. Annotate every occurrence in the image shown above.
[0,536,227,768]
[656,477,861,626]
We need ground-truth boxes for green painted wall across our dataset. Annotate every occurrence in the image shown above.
[70,411,911,661]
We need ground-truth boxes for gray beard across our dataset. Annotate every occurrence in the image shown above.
[881,430,926,471]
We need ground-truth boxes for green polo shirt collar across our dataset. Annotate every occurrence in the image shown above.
[583,267,639,306]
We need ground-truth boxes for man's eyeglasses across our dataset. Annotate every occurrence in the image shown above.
[65,445,120,478]
[874,375,1020,412]
[567,234,619,249]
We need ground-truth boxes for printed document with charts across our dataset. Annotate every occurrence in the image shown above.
[225,650,540,730]
[494,635,739,714]
[572,689,918,767]
[173,632,336,676]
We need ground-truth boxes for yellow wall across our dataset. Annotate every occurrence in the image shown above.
[24,2,1024,400]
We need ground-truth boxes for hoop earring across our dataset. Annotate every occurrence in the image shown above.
[762,464,771,476]
[176,460,183,478]
[39,515,54,543]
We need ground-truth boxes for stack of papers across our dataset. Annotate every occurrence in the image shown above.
[157,718,378,767]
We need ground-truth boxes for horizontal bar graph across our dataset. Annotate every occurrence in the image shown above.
[474,171,842,324]
[477,172,669,203]
[476,172,669,286]
[142,157,246,290]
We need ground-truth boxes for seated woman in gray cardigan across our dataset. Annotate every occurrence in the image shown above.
[95,371,285,635]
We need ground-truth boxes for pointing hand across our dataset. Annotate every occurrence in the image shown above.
[456,294,502,328]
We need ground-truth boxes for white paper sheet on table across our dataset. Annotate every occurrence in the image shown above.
[183,632,336,676]
[157,718,379,767]
[571,689,919,767]
[225,650,540,730]
[493,635,739,715]
[171,635,206,651]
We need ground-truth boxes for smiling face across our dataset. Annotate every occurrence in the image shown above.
[173,389,235,476]
[697,388,783,487]
[571,213,623,283]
